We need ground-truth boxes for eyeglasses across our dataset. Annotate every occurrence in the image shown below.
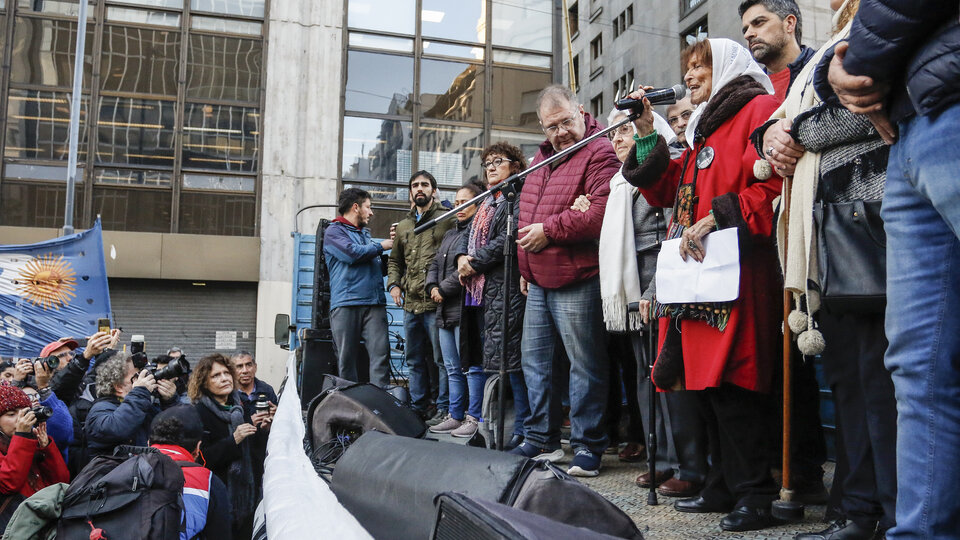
[541,113,580,136]
[606,124,634,141]
[667,110,693,127]
[482,157,512,170]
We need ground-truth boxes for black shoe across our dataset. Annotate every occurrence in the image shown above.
[674,496,733,514]
[720,506,783,532]
[795,519,878,540]
[504,434,524,451]
[416,404,437,422]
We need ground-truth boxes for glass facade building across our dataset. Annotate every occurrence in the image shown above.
[0,0,265,236]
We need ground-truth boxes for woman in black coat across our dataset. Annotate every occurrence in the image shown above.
[457,142,530,450]
[190,353,268,539]
[426,183,485,437]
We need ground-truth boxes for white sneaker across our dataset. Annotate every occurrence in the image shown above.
[451,415,479,438]
[429,416,462,434]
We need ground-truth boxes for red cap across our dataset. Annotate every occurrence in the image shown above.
[40,339,79,358]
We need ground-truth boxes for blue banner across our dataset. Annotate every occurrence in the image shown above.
[0,219,111,358]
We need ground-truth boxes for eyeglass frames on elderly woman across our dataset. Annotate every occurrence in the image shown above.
[482,157,513,170]
[607,123,634,141]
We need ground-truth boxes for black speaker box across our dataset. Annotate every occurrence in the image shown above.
[331,432,642,540]
[307,381,426,449]
[431,492,626,540]
[300,336,337,409]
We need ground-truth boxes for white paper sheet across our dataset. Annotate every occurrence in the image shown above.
[655,228,741,304]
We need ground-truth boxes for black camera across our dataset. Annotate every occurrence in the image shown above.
[32,356,60,370]
[254,392,270,413]
[131,352,149,371]
[153,359,188,381]
[30,405,53,424]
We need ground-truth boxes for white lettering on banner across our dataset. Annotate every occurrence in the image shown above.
[215,330,237,350]
[0,316,26,338]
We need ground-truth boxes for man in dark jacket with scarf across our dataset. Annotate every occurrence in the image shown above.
[324,187,394,386]
[828,2,960,538]
[509,84,620,478]
[388,171,454,420]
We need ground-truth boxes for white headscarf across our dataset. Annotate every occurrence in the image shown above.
[684,38,774,146]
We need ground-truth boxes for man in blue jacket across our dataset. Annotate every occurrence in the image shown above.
[323,188,394,386]
[829,2,960,539]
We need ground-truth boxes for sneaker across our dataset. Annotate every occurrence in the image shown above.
[429,415,462,434]
[567,450,601,477]
[451,415,479,438]
[508,442,565,462]
[425,410,448,427]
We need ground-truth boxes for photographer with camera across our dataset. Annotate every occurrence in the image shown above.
[149,355,191,405]
[19,360,73,463]
[32,330,120,407]
[0,385,70,498]
[84,353,178,458]
[230,352,275,428]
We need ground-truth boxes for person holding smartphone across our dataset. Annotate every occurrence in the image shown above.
[0,385,70,497]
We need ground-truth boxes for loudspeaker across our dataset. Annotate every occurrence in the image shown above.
[300,335,337,409]
[331,432,643,540]
[307,382,426,450]
[312,218,333,334]
[431,493,626,540]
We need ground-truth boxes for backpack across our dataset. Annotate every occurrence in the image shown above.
[56,448,186,540]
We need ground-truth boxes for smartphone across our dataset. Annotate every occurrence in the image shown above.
[97,318,111,334]
[131,335,145,355]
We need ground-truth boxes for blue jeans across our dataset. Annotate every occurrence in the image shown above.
[883,105,960,540]
[438,326,487,420]
[520,277,609,455]
[509,372,530,437]
[403,311,445,412]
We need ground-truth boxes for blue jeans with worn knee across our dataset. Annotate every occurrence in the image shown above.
[521,277,609,455]
[404,311,442,413]
[882,104,960,540]
[439,326,487,420]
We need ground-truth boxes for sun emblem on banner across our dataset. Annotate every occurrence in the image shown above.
[14,254,77,310]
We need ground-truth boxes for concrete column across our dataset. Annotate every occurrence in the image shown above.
[255,1,344,386]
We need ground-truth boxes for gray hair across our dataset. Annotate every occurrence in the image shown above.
[233,350,255,362]
[738,0,802,44]
[95,353,133,397]
[536,84,579,116]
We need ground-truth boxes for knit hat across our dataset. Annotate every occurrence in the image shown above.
[0,386,30,415]
[150,405,204,444]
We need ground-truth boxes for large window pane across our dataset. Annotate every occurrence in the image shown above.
[490,128,544,162]
[11,17,94,88]
[101,25,180,96]
[423,41,484,60]
[342,116,412,185]
[187,34,262,102]
[345,51,413,115]
[16,0,94,18]
[343,182,408,203]
[4,163,83,182]
[4,89,88,160]
[348,32,413,53]
[348,0,414,35]
[491,67,551,129]
[494,50,551,69]
[94,168,172,187]
[191,0,265,18]
[182,103,259,172]
[418,124,483,187]
[0,182,83,228]
[94,187,172,232]
[492,0,552,52]
[421,0,483,42]
[96,97,176,167]
[420,59,483,123]
[179,192,255,236]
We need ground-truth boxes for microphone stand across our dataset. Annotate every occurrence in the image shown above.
[415,110,641,450]
[645,207,666,506]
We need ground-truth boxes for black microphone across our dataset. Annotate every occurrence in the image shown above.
[615,84,687,111]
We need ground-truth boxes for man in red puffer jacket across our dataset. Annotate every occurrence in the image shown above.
[509,84,621,478]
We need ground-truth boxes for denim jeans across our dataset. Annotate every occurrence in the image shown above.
[438,325,488,420]
[882,104,960,540]
[521,277,609,455]
[509,372,530,437]
[403,311,444,412]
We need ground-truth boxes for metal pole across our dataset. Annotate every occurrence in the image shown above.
[495,185,517,451]
[64,0,89,235]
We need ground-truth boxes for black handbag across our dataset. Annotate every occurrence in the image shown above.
[814,199,886,313]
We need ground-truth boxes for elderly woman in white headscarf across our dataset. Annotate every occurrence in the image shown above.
[621,38,784,532]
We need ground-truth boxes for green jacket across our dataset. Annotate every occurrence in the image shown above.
[2,482,66,540]
[387,203,454,315]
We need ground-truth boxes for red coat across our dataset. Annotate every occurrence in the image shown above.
[639,95,783,393]
[517,113,621,289]
[0,434,70,497]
